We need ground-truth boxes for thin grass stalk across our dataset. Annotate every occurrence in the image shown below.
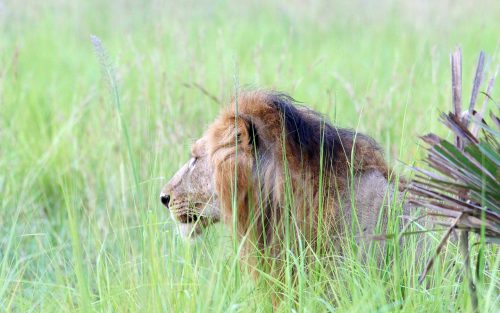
[460,231,479,312]
[90,35,143,206]
[231,68,241,290]
[61,181,91,312]
[280,118,293,309]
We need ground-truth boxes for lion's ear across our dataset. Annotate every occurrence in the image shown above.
[241,117,259,150]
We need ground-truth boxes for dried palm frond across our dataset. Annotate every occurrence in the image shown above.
[409,111,500,239]
[407,48,498,312]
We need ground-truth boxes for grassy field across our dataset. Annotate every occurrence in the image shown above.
[1,0,499,312]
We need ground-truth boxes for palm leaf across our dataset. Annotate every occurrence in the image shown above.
[407,49,498,311]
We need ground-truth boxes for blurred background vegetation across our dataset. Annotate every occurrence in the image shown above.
[0,0,498,312]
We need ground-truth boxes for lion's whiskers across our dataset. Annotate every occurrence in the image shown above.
[169,202,215,218]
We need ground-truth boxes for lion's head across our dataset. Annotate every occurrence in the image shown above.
[160,136,220,238]
[161,90,393,253]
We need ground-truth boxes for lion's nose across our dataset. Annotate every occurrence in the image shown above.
[160,193,171,208]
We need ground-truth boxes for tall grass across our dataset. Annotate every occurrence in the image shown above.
[0,0,499,312]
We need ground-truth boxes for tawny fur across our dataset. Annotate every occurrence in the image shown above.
[205,91,399,276]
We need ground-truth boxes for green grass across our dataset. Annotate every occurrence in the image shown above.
[1,0,499,312]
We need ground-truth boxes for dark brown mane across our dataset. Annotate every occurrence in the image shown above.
[264,92,383,172]
[207,89,392,278]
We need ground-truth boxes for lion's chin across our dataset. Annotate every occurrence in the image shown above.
[177,223,202,239]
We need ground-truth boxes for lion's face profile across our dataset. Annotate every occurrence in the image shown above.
[160,136,220,238]
[161,90,396,258]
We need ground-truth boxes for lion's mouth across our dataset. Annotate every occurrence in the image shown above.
[169,202,217,226]
[170,203,216,238]
[176,212,201,224]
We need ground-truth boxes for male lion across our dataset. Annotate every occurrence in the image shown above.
[161,90,408,276]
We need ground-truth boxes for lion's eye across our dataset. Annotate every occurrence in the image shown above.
[188,157,197,169]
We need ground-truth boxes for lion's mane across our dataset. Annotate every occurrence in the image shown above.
[206,90,390,272]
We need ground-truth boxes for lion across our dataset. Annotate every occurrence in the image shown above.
[160,90,408,279]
